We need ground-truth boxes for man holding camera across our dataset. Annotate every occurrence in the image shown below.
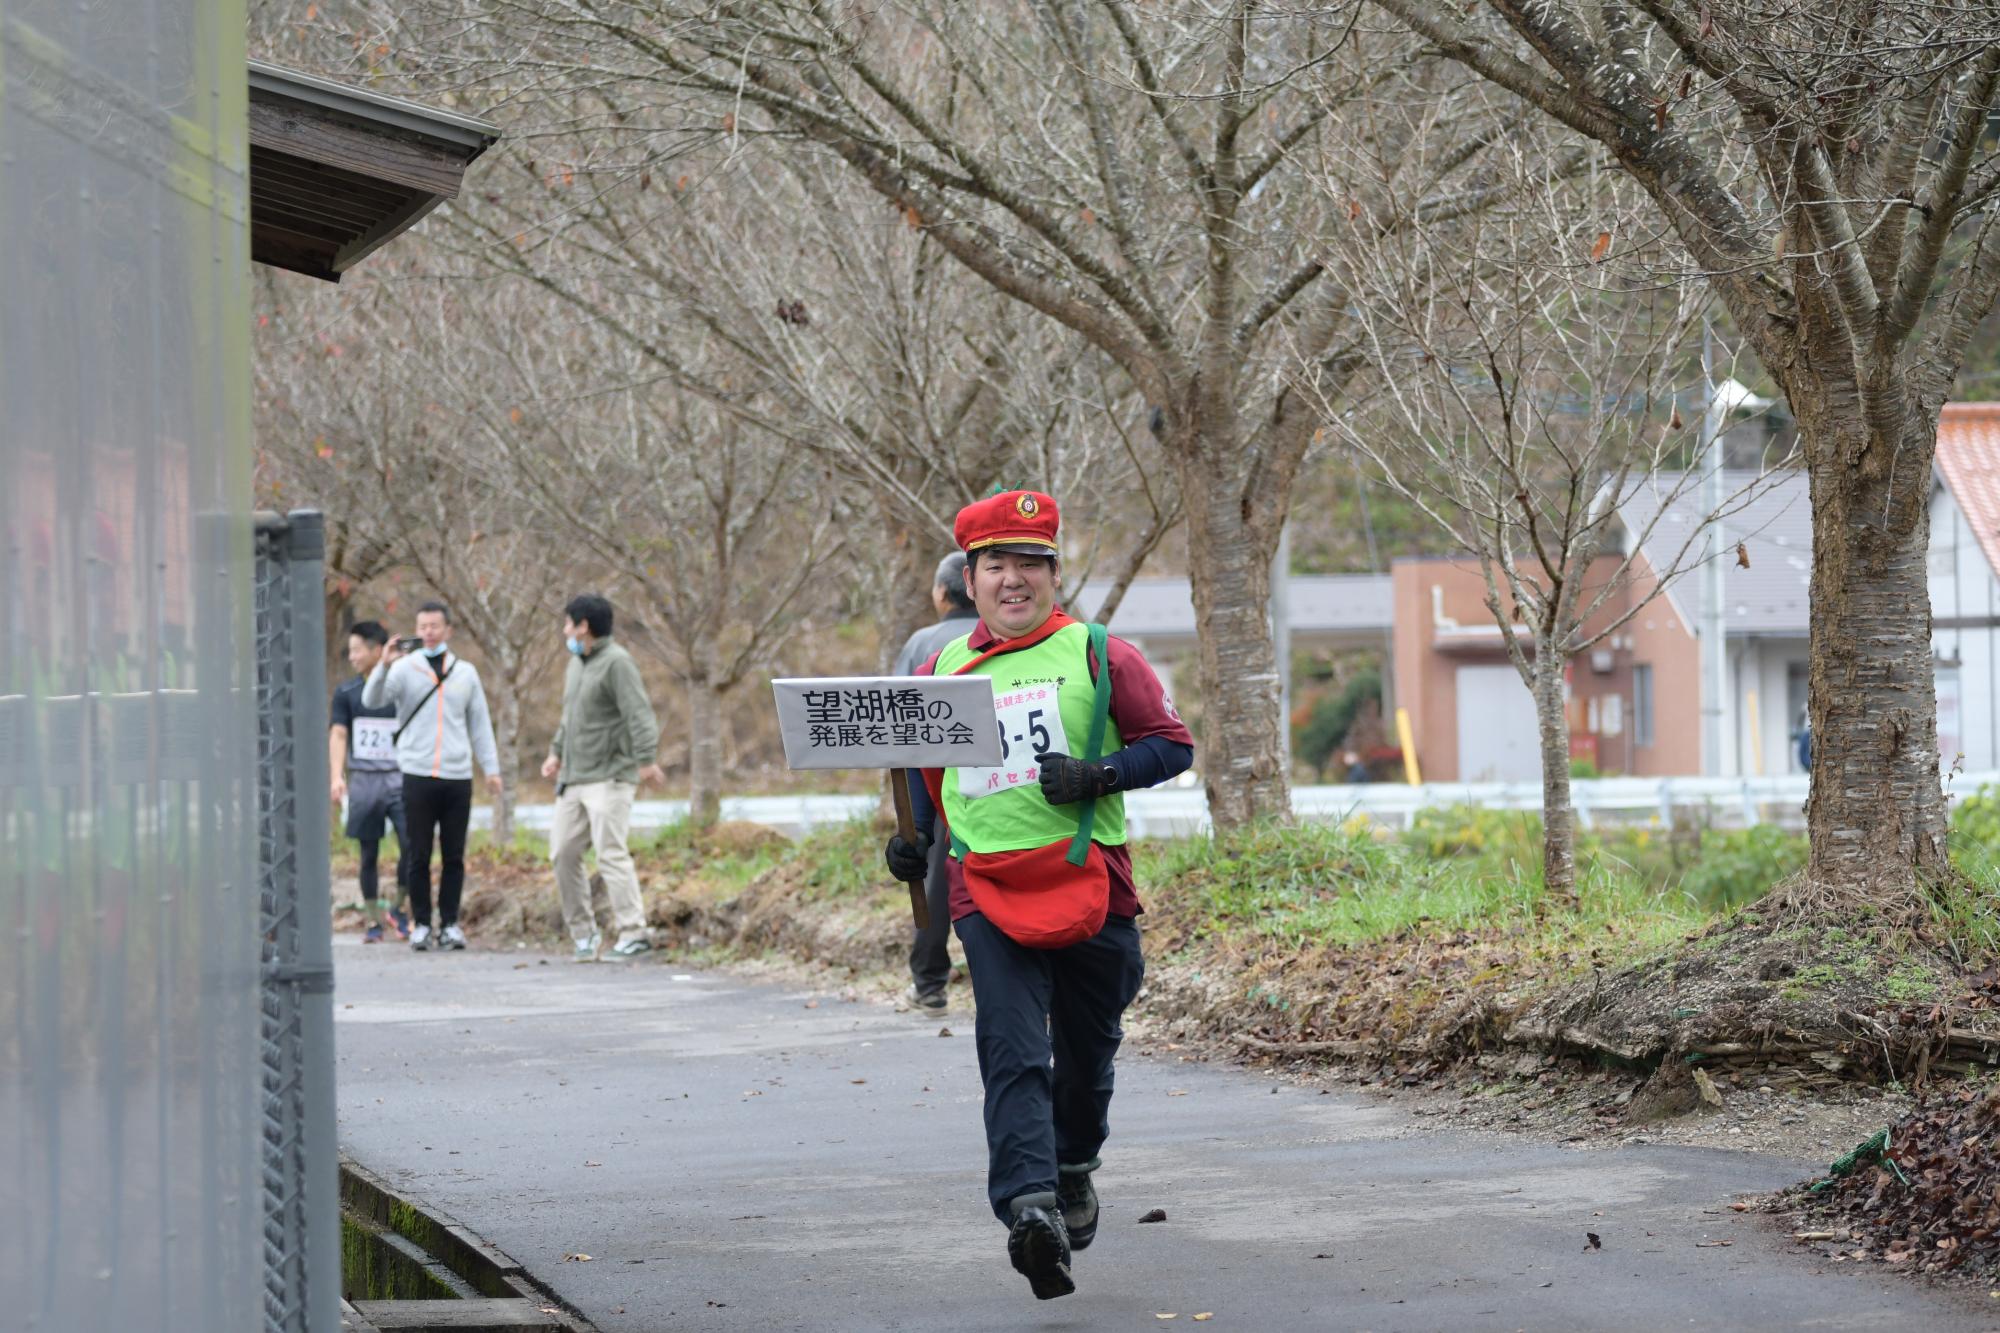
[541,595,663,960]
[364,601,503,952]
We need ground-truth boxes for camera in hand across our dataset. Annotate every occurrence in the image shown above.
[394,636,421,653]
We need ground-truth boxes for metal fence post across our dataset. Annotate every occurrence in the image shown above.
[254,510,338,1333]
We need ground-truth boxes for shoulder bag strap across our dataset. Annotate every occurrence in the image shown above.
[391,662,452,746]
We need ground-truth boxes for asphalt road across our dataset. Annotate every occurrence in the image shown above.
[333,941,1991,1332]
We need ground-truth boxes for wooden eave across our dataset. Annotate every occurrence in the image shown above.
[248,61,497,282]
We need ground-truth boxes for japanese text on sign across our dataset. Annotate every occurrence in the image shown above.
[797,685,977,751]
[771,675,1004,771]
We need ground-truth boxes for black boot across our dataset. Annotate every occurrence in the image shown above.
[1056,1158,1100,1250]
[1006,1192,1075,1300]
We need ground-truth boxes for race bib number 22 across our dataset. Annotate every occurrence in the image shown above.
[351,716,397,764]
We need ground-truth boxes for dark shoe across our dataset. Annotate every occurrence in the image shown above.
[1006,1194,1074,1300]
[363,924,385,944]
[903,983,946,1014]
[1056,1158,1100,1250]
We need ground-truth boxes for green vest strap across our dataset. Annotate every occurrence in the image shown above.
[1065,622,1113,868]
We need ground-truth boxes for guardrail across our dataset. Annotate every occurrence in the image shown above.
[474,770,2000,841]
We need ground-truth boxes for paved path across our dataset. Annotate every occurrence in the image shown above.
[334,942,1988,1332]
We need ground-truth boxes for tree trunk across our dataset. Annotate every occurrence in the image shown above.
[686,674,724,830]
[1531,653,1576,899]
[324,584,354,682]
[1794,380,1949,896]
[489,677,520,846]
[879,517,939,674]
[1176,449,1291,827]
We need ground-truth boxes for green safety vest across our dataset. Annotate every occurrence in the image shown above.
[935,620,1125,857]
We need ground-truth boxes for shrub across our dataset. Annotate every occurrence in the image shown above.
[1949,785,2000,877]
[1675,824,1806,912]
[1295,669,1382,780]
[1403,804,1543,862]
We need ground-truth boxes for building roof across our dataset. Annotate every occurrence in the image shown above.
[1936,403,2000,583]
[1069,574,1392,642]
[1619,470,1813,636]
[248,61,498,281]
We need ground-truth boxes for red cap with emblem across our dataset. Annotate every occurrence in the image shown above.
[954,490,1060,558]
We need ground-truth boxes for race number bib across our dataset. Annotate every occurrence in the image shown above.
[958,683,1068,801]
[351,716,397,765]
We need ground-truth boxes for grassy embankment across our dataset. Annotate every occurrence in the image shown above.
[339,790,2000,1083]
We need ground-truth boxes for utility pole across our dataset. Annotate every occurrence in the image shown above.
[1699,322,1733,776]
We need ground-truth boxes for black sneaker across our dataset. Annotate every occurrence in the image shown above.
[903,984,947,1014]
[1056,1158,1100,1250]
[1006,1194,1074,1300]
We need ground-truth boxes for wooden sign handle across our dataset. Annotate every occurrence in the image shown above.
[887,768,930,931]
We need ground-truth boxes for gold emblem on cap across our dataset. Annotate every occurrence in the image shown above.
[1016,493,1040,518]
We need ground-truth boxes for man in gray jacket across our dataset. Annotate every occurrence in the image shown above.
[365,601,504,952]
[891,551,980,1011]
[540,594,663,960]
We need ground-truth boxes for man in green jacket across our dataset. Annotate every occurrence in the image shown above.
[541,595,664,959]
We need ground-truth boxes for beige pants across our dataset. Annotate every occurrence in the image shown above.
[551,780,647,943]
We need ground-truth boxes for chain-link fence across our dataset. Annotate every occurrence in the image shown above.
[254,510,339,1333]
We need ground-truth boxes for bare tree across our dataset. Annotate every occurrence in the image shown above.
[404,0,1528,827]
[257,262,576,843]
[1366,0,2000,900]
[430,274,852,829]
[1328,156,1787,894]
[435,137,1181,670]
[254,271,408,674]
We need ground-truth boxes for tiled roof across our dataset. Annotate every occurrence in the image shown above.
[1936,403,2000,584]
[1069,574,1392,638]
[1618,470,1813,636]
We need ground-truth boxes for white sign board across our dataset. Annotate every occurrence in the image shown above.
[771,675,1004,770]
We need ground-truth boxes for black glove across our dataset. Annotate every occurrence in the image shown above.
[1038,752,1117,805]
[885,831,932,883]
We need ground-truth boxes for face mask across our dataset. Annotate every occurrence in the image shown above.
[422,642,447,658]
[565,636,583,657]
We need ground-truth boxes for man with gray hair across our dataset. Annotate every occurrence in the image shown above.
[892,550,981,1012]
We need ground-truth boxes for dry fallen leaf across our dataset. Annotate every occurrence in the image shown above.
[1167,1089,1188,1097]
[1156,1316,1177,1322]
[850,1079,867,1085]
[1194,1316,1214,1322]
[1696,1240,1734,1248]
[583,1160,602,1168]
[1139,1208,1168,1224]
[1585,1232,1602,1251]
[1588,230,1612,263]
[562,1253,592,1262]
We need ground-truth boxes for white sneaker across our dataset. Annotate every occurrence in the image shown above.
[574,932,602,962]
[410,924,431,951]
[608,932,651,959]
[441,923,467,951]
